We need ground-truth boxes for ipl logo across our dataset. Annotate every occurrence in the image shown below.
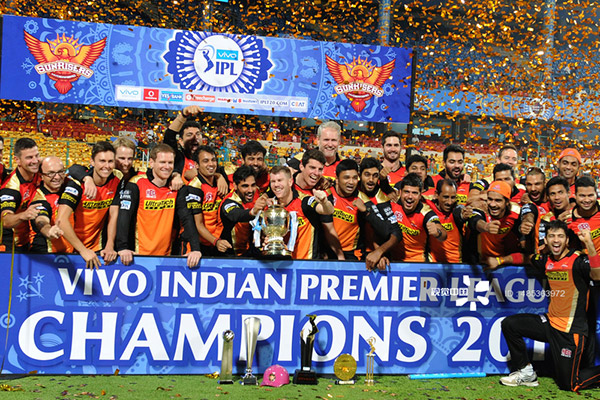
[163,31,273,93]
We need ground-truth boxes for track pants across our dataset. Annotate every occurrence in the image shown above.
[502,313,600,391]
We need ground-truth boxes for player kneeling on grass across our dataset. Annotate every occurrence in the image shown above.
[486,220,600,391]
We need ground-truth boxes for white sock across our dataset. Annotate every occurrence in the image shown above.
[522,364,534,374]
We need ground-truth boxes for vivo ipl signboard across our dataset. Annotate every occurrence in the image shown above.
[0,254,564,375]
[0,15,412,123]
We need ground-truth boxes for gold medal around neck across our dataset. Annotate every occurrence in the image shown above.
[334,354,357,382]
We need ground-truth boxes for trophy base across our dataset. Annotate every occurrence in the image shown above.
[293,369,318,385]
[218,379,234,385]
[335,379,355,385]
[241,376,257,385]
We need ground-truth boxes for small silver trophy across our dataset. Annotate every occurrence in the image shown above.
[219,330,234,384]
[242,317,261,385]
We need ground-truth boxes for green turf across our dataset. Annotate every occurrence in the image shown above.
[0,374,599,400]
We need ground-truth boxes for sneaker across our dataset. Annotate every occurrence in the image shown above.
[500,368,539,387]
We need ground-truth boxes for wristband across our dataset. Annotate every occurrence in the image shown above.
[496,257,503,266]
[508,252,524,264]
[590,254,600,269]
[213,237,219,246]
[180,110,188,118]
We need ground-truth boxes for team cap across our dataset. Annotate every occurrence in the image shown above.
[488,181,511,200]
[558,148,582,164]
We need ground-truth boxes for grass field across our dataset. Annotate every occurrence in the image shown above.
[0,374,599,400]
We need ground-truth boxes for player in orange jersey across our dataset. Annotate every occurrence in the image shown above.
[116,144,201,268]
[557,148,582,197]
[0,138,41,252]
[219,165,269,257]
[29,156,69,253]
[390,173,447,262]
[488,220,600,391]
[431,144,470,205]
[428,179,467,263]
[267,166,334,260]
[567,176,600,254]
[57,141,120,269]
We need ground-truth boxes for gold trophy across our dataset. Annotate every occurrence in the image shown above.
[242,317,261,385]
[365,337,376,386]
[261,204,291,258]
[334,354,357,385]
[293,314,319,385]
[219,330,234,384]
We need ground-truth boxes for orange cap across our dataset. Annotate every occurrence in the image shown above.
[558,148,582,164]
[488,181,511,200]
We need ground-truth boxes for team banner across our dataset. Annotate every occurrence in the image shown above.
[0,254,572,375]
[0,15,412,123]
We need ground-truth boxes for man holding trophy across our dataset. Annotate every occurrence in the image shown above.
[258,166,335,259]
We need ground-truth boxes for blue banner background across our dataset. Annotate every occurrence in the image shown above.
[0,15,412,123]
[0,253,578,375]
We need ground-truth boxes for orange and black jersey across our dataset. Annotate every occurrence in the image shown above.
[567,207,600,254]
[68,164,138,207]
[328,187,395,259]
[470,178,527,204]
[281,189,324,260]
[428,202,465,263]
[115,171,200,255]
[29,184,73,253]
[390,201,441,262]
[187,174,224,246]
[530,251,592,334]
[357,189,401,252]
[219,191,258,257]
[385,164,406,187]
[293,173,315,197]
[466,207,521,262]
[432,171,470,205]
[0,168,41,250]
[323,154,341,181]
[58,173,120,252]
[521,201,552,252]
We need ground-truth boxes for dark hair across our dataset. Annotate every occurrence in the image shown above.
[149,143,175,161]
[240,140,266,158]
[91,141,115,159]
[232,165,256,184]
[399,172,423,191]
[301,149,326,167]
[14,138,37,157]
[493,163,515,179]
[545,219,569,236]
[443,144,465,162]
[359,157,381,172]
[546,176,570,195]
[271,165,292,178]
[0,135,4,144]
[181,121,201,134]
[436,178,457,193]
[336,159,359,177]
[575,176,597,192]
[406,154,427,170]
[498,144,518,159]
[382,131,401,146]
[526,167,545,179]
[196,145,216,158]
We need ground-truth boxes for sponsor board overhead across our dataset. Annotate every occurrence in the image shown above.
[1,15,412,123]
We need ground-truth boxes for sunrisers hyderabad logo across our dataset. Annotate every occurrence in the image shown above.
[24,31,106,94]
[325,55,395,112]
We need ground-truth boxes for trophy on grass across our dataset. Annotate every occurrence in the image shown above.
[219,330,235,384]
[365,337,376,386]
[261,204,292,258]
[242,317,261,385]
[293,314,319,385]
[334,354,357,385]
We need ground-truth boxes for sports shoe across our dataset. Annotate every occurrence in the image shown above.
[500,367,539,387]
